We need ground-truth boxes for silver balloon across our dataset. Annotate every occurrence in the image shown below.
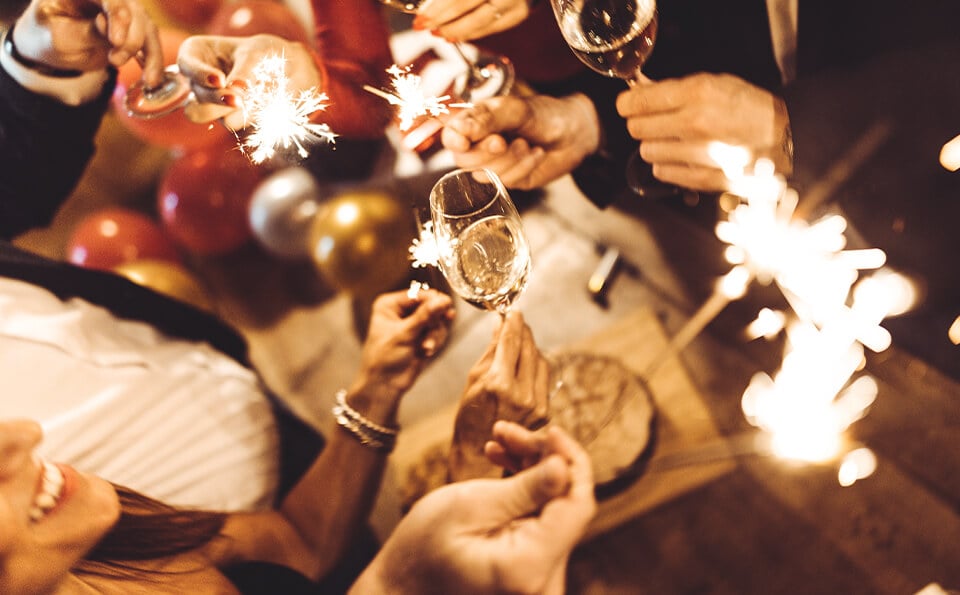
[248,167,324,258]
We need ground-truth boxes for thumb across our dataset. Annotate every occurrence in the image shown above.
[488,454,570,521]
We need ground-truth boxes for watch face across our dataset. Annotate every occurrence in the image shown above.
[124,67,193,119]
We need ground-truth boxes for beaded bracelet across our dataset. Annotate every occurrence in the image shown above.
[331,390,398,453]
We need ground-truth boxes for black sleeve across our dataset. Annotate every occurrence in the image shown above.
[0,64,116,240]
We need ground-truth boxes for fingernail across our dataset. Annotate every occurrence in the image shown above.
[207,74,223,87]
[219,94,238,107]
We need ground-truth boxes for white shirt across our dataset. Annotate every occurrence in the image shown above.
[0,278,280,511]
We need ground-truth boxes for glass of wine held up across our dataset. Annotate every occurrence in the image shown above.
[550,0,679,198]
[429,168,530,315]
[381,0,515,102]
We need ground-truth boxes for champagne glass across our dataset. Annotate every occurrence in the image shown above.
[429,168,530,314]
[550,0,679,197]
[124,65,195,118]
[380,0,515,102]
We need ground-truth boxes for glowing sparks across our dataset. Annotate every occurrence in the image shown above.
[695,149,919,485]
[407,280,431,299]
[241,53,336,164]
[409,221,442,269]
[940,133,960,171]
[364,65,472,131]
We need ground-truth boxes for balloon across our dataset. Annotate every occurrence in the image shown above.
[113,259,214,312]
[158,146,265,255]
[309,189,416,296]
[206,0,312,44]
[157,0,224,29]
[249,167,325,258]
[111,27,231,151]
[66,207,181,271]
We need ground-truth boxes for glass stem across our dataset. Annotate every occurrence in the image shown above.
[450,41,487,84]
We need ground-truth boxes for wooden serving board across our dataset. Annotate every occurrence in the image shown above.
[382,306,734,540]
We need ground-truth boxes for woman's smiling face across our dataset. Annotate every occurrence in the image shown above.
[0,419,120,594]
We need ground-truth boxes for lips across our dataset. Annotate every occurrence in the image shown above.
[29,461,65,523]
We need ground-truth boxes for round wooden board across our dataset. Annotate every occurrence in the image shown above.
[548,351,655,485]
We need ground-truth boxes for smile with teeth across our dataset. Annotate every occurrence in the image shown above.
[29,461,65,523]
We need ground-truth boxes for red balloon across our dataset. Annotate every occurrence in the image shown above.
[66,207,182,271]
[158,146,265,254]
[157,0,224,29]
[206,1,312,44]
[112,28,231,151]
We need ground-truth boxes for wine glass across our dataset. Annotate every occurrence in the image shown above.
[550,0,679,198]
[429,168,530,314]
[124,65,195,118]
[380,0,515,102]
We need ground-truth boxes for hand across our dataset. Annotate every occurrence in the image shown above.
[355,423,595,595]
[348,289,455,422]
[616,72,794,192]
[14,0,163,86]
[176,34,321,130]
[413,0,532,41]
[448,311,551,481]
[441,93,601,190]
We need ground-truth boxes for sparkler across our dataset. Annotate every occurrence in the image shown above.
[240,53,336,164]
[364,65,472,131]
[409,220,441,269]
[651,144,918,485]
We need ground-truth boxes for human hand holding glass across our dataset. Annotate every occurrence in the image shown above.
[381,0,515,102]
[550,0,679,197]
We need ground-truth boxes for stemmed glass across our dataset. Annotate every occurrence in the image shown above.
[380,0,515,102]
[550,0,678,197]
[124,65,195,119]
[429,168,530,314]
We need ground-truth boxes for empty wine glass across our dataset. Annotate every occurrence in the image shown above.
[124,65,195,118]
[550,0,679,197]
[381,0,515,102]
[429,168,530,314]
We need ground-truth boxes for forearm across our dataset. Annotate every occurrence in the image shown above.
[0,44,114,239]
[278,382,401,580]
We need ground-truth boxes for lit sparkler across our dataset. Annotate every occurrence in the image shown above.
[409,220,441,269]
[364,65,471,131]
[241,53,336,164]
[653,144,918,486]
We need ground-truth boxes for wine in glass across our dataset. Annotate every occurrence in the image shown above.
[380,0,515,102]
[429,168,530,314]
[550,0,679,197]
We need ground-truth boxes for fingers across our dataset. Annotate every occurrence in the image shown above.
[177,35,234,99]
[492,453,572,519]
[100,0,160,80]
[415,0,528,41]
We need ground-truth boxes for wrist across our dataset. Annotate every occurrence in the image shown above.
[4,25,83,78]
[1,25,110,105]
[343,381,403,428]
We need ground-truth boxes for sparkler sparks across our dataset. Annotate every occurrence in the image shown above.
[364,65,472,131]
[684,146,919,485]
[241,53,336,164]
[409,221,441,269]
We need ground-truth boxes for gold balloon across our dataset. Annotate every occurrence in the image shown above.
[113,259,214,312]
[309,189,416,296]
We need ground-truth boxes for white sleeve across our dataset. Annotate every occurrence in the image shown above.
[0,31,110,106]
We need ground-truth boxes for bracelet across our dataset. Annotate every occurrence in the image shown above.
[331,390,398,453]
[3,25,84,78]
